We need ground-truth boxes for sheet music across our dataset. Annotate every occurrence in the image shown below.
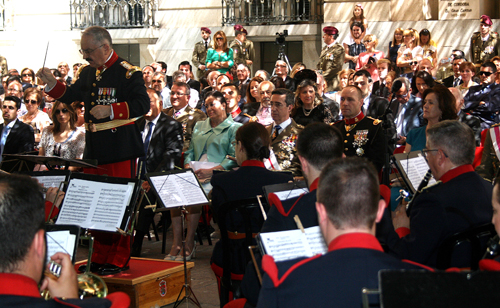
[33,175,66,188]
[46,230,76,262]
[56,179,134,232]
[274,188,308,201]
[150,170,208,208]
[400,154,436,191]
[304,226,328,256]
[259,226,328,262]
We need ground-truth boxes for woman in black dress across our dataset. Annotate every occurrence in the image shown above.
[291,79,336,126]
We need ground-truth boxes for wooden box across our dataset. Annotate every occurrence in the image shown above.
[76,257,194,308]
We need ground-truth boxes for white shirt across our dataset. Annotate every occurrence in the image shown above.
[273,117,291,135]
[142,113,160,143]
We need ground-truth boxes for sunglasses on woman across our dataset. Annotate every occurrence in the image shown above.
[55,108,69,114]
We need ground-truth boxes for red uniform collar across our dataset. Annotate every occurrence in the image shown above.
[98,50,119,71]
[231,107,242,118]
[440,164,474,183]
[328,232,384,252]
[309,178,319,192]
[241,160,265,168]
[0,273,41,298]
[344,112,364,125]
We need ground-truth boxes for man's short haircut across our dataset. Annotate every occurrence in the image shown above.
[173,70,187,81]
[255,70,270,81]
[350,21,365,33]
[343,85,363,101]
[221,83,240,96]
[142,65,154,72]
[427,120,475,166]
[318,157,380,229]
[394,77,411,93]
[153,71,166,81]
[452,49,465,59]
[4,96,21,109]
[6,76,21,87]
[481,61,497,73]
[178,61,193,72]
[237,63,250,72]
[353,69,373,83]
[377,58,392,66]
[275,60,289,74]
[82,26,113,46]
[146,88,162,100]
[158,61,167,71]
[452,55,466,62]
[271,88,294,106]
[297,123,343,170]
[258,80,275,92]
[0,174,45,272]
[172,81,191,96]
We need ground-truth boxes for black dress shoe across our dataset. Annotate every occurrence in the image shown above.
[97,263,130,275]
[78,262,103,273]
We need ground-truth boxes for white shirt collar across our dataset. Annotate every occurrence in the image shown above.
[274,117,291,131]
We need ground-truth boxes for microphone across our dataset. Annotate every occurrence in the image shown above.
[391,80,403,93]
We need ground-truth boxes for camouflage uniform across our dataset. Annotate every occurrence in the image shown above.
[317,44,345,92]
[230,39,255,66]
[470,31,499,66]
[192,40,209,80]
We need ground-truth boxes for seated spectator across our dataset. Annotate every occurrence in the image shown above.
[290,62,305,78]
[388,120,493,268]
[397,29,423,77]
[419,29,438,71]
[254,81,275,126]
[254,70,270,81]
[242,76,263,116]
[38,101,85,160]
[356,34,385,82]
[0,96,34,163]
[71,101,85,128]
[448,87,481,146]
[327,68,354,105]
[291,79,336,126]
[258,157,429,308]
[0,173,130,307]
[413,70,435,100]
[463,61,500,130]
[172,70,200,108]
[274,60,294,90]
[456,61,479,97]
[21,88,51,146]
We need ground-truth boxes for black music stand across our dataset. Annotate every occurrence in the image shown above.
[146,168,210,308]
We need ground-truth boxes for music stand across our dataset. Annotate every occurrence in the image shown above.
[54,173,141,270]
[146,168,210,308]
[2,154,98,172]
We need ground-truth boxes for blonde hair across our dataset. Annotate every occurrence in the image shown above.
[402,29,419,48]
[363,34,378,48]
[391,28,404,47]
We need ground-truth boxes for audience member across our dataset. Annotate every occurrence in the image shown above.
[419,29,437,70]
[388,28,404,73]
[172,70,200,108]
[291,79,335,126]
[470,15,498,66]
[206,30,234,74]
[142,65,154,88]
[179,61,201,92]
[290,62,305,78]
[20,87,51,145]
[343,22,366,70]
[397,29,423,76]
[0,96,34,163]
[254,70,270,81]
[221,83,252,124]
[230,24,254,67]
[243,76,263,116]
[356,34,385,83]
[152,71,170,108]
[333,85,385,171]
[449,87,481,146]
[316,73,339,120]
[274,60,294,90]
[235,63,251,97]
[442,55,465,87]
[413,70,434,100]
[57,62,72,85]
[456,61,478,97]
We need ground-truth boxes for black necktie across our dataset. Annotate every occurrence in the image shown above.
[205,41,208,50]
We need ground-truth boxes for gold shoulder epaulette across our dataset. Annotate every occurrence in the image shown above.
[366,116,382,125]
[76,64,88,77]
[120,61,141,79]
[492,123,500,128]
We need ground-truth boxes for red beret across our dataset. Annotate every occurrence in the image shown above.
[480,15,492,26]
[234,24,248,35]
[323,26,338,36]
[201,27,211,34]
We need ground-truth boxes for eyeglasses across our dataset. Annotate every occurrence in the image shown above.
[479,71,493,76]
[79,44,105,55]
[395,93,408,99]
[363,40,372,43]
[25,99,38,105]
[7,88,20,93]
[275,65,286,68]
[76,103,84,109]
[22,74,33,78]
[270,101,285,108]
[152,79,164,83]
[55,108,69,114]
[2,105,16,110]
[216,37,224,41]
[170,92,187,97]
[422,148,448,158]
[410,61,419,65]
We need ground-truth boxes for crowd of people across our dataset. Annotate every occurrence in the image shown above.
[1,7,500,307]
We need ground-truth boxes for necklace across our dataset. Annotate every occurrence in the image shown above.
[302,106,313,117]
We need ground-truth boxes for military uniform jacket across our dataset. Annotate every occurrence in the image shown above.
[257,233,429,308]
[333,113,386,172]
[386,165,493,268]
[477,124,500,181]
[47,51,149,165]
[316,43,345,92]
[470,31,499,65]
[192,40,209,79]
[463,83,500,130]
[229,39,255,65]
[267,119,303,177]
[163,105,207,152]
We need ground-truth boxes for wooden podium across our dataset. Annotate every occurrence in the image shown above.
[76,257,194,308]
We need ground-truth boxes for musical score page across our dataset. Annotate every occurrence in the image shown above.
[399,154,436,192]
[149,170,208,208]
[56,179,134,232]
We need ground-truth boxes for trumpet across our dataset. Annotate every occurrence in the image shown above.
[42,260,108,299]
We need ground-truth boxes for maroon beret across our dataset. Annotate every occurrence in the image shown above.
[323,26,338,36]
[234,24,248,35]
[480,15,492,26]
[201,27,211,34]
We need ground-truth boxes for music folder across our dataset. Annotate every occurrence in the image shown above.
[393,151,436,194]
[146,168,210,209]
[262,180,308,205]
[45,224,80,264]
[55,173,140,233]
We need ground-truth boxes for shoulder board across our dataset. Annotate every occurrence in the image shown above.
[421,180,442,192]
[472,32,480,37]
[76,64,88,77]
[295,123,304,130]
[120,61,141,79]
[366,116,382,125]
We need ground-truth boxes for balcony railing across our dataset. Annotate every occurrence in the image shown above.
[70,0,158,29]
[222,0,323,26]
